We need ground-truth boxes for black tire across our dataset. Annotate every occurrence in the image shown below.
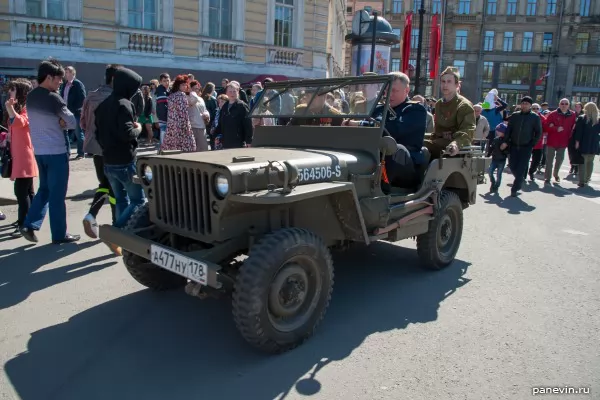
[232,228,334,354]
[122,203,187,291]
[417,190,463,270]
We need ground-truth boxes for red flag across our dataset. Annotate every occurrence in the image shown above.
[401,12,413,74]
[428,14,441,79]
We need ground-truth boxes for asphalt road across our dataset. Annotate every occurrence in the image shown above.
[0,159,599,400]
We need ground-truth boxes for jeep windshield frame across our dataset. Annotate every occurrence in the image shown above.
[248,75,393,122]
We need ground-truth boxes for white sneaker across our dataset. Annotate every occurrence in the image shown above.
[83,213,99,239]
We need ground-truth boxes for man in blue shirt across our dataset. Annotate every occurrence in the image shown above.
[21,58,80,244]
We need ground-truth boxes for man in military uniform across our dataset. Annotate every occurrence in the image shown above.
[344,71,427,188]
[288,88,345,126]
[425,66,476,158]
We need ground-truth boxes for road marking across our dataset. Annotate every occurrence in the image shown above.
[562,229,589,236]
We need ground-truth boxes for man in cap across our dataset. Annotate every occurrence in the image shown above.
[425,66,476,157]
[500,96,542,197]
[288,87,344,126]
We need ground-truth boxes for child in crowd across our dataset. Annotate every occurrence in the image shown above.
[487,121,510,193]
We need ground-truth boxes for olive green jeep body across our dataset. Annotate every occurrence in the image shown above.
[99,75,491,353]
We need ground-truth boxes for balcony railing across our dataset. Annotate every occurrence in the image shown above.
[118,32,173,54]
[267,48,303,67]
[200,40,243,60]
[10,20,83,47]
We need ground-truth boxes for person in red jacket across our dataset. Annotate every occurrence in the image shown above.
[544,98,577,183]
[528,103,547,181]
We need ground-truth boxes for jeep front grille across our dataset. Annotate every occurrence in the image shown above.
[154,165,212,235]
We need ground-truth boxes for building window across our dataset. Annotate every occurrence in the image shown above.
[274,0,294,47]
[575,33,590,53]
[574,65,600,87]
[392,28,401,48]
[453,60,465,77]
[503,32,513,51]
[208,0,232,39]
[506,0,517,15]
[483,61,493,83]
[411,28,420,48]
[487,0,497,14]
[546,0,556,15]
[458,0,470,14]
[455,30,467,50]
[391,58,401,71]
[522,32,533,52]
[542,32,552,52]
[392,0,402,13]
[499,63,533,85]
[580,0,590,16]
[412,0,419,13]
[128,0,158,30]
[526,0,536,15]
[484,31,494,51]
[346,6,352,13]
[26,0,65,19]
[432,0,441,13]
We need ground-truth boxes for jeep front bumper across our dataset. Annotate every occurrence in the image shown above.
[99,224,224,289]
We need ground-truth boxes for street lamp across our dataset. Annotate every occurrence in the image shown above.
[413,0,426,94]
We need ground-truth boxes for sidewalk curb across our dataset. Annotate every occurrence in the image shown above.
[0,197,17,206]
[0,191,94,207]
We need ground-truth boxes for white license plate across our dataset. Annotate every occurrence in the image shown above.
[150,244,208,285]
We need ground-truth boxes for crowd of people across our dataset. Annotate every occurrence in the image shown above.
[0,58,599,250]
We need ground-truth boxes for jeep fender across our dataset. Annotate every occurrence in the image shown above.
[229,182,370,244]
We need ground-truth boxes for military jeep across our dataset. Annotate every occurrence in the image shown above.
[99,75,491,354]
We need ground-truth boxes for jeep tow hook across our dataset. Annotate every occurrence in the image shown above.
[184,281,226,300]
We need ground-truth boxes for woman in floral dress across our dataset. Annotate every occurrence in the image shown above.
[161,74,196,153]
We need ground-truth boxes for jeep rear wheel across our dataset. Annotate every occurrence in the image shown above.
[417,190,463,270]
[122,203,187,291]
[232,228,334,354]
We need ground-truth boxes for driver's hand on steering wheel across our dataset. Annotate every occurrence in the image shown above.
[446,142,459,156]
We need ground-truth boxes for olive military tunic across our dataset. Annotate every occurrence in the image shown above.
[288,103,345,126]
[425,94,476,156]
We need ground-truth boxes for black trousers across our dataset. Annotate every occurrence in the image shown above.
[90,155,116,224]
[528,149,543,175]
[509,146,533,193]
[386,144,417,188]
[14,177,34,226]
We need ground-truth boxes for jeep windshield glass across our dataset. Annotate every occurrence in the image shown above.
[248,77,391,122]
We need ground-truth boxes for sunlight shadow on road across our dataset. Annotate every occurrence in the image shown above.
[0,241,118,309]
[4,242,471,400]
[479,193,536,214]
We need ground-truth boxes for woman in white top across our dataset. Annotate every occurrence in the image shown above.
[187,80,210,151]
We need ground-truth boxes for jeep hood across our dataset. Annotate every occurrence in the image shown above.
[151,147,372,172]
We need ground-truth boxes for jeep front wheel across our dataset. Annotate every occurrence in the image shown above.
[122,203,187,291]
[232,228,334,353]
[417,190,463,270]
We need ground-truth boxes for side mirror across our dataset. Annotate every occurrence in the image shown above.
[379,136,397,157]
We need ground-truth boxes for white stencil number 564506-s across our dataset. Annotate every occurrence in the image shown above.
[298,165,341,182]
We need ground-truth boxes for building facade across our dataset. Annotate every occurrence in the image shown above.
[378,0,600,107]
[0,0,346,88]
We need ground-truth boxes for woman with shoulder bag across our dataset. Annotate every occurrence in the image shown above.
[3,78,37,237]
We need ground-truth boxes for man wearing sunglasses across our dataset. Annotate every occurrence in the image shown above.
[543,98,577,183]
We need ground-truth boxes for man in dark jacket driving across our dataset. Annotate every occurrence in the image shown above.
[95,67,146,235]
[501,96,542,197]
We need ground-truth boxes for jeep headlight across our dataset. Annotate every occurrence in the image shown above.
[143,165,153,183]
[214,174,229,197]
